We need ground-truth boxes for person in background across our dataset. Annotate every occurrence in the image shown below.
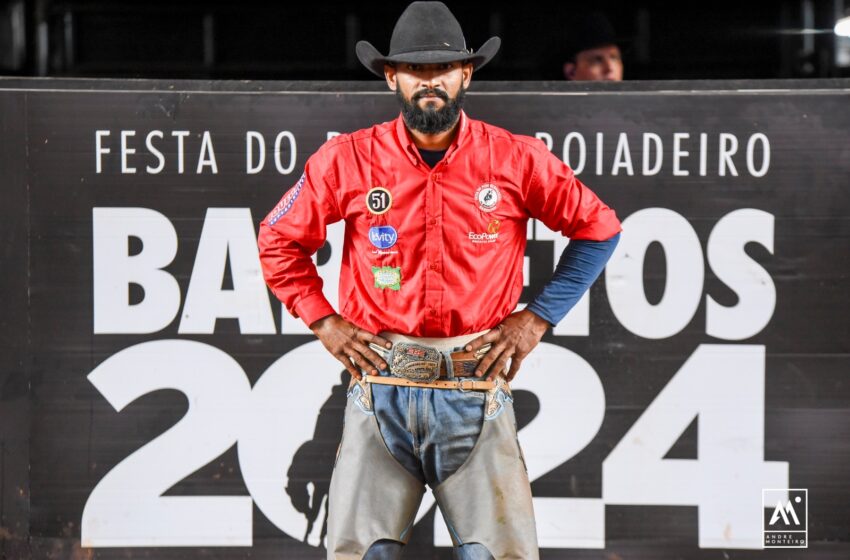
[563,12,624,81]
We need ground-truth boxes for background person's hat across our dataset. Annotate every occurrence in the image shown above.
[564,12,626,60]
[356,1,501,77]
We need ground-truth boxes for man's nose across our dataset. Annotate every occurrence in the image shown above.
[421,73,441,88]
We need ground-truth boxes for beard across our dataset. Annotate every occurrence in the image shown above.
[396,85,466,135]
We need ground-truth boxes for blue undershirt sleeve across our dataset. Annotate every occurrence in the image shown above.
[525,232,621,327]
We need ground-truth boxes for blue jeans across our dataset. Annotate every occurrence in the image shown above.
[358,368,495,560]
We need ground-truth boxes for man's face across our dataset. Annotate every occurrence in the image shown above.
[564,45,623,81]
[385,61,473,134]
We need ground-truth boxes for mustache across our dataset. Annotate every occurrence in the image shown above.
[412,88,450,102]
[396,85,465,135]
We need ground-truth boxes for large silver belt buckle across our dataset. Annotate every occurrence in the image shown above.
[389,342,442,382]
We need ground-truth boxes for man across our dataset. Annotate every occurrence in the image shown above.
[258,2,621,558]
[563,12,624,81]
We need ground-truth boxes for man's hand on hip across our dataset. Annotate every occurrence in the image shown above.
[309,314,392,380]
[464,309,550,382]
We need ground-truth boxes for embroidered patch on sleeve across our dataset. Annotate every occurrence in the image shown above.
[372,266,402,290]
[267,173,306,225]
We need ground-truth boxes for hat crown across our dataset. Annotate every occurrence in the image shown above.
[354,1,500,77]
[566,12,619,58]
[389,1,467,55]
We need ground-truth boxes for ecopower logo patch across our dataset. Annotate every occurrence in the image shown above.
[468,219,501,244]
[763,488,807,548]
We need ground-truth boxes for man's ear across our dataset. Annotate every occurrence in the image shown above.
[462,62,473,88]
[563,62,576,80]
[384,63,397,91]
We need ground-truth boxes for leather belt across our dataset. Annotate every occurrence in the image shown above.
[368,340,492,383]
[364,375,496,391]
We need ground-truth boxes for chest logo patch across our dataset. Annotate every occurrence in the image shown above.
[368,225,398,249]
[366,187,393,215]
[475,183,501,212]
[468,219,502,244]
[372,266,402,290]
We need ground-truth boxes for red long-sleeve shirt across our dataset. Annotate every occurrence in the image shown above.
[258,111,620,337]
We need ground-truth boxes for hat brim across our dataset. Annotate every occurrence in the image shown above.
[356,36,501,78]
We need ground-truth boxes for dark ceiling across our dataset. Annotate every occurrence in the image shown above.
[2,0,848,80]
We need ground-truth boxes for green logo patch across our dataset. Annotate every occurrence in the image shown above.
[372,266,401,290]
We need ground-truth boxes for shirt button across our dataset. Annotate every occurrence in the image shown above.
[429,218,437,225]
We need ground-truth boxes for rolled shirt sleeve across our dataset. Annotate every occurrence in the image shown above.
[524,141,622,241]
[257,148,342,328]
[522,139,622,326]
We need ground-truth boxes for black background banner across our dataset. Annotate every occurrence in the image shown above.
[1,78,849,558]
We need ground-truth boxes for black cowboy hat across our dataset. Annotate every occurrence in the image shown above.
[356,1,501,78]
[564,12,629,61]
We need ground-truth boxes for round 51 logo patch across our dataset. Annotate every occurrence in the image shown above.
[366,187,392,215]
[475,183,501,212]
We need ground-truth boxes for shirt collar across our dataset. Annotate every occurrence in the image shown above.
[395,110,471,168]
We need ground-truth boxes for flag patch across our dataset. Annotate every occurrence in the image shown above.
[267,173,306,225]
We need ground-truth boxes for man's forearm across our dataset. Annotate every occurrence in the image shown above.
[526,232,621,326]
